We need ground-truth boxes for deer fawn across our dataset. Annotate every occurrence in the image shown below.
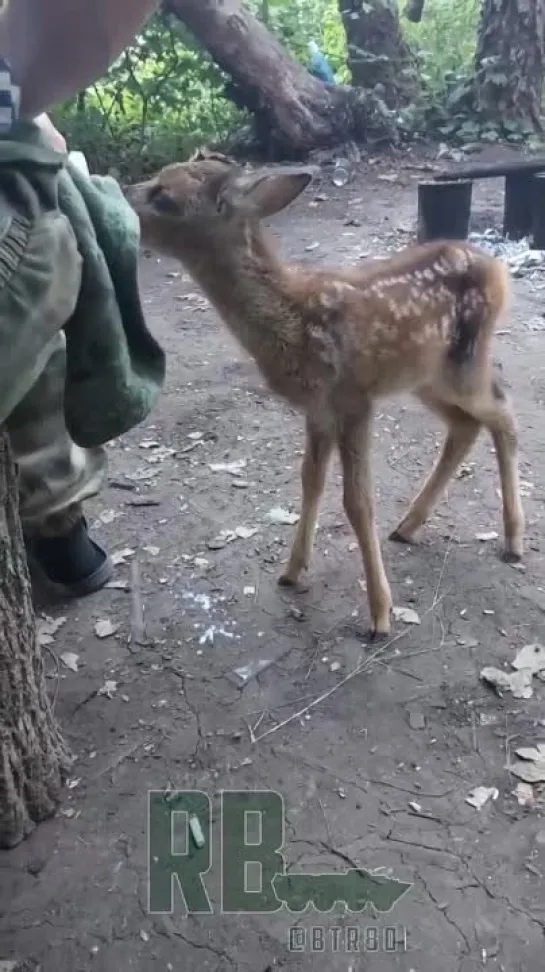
[127,150,524,638]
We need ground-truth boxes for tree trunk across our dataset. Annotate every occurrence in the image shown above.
[474,0,545,128]
[338,0,416,108]
[404,0,426,23]
[0,427,71,849]
[163,0,396,156]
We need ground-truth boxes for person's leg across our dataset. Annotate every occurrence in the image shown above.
[7,329,114,597]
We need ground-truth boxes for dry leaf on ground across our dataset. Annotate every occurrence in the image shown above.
[267,507,299,525]
[60,652,80,672]
[94,619,118,639]
[466,786,499,810]
[509,745,545,784]
[393,606,421,625]
[480,666,534,699]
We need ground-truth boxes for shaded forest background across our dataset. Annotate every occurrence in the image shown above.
[52,0,545,179]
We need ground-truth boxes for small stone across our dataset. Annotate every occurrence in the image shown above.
[94,619,118,639]
[207,537,226,550]
[143,545,160,557]
[408,710,426,730]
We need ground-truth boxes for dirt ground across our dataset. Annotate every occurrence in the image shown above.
[1,154,545,972]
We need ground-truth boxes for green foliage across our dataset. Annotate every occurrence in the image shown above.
[246,0,349,81]
[402,0,479,100]
[54,3,349,177]
[54,13,246,179]
[52,0,542,176]
[399,0,483,138]
[400,0,543,144]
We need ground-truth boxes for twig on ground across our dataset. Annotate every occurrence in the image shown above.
[250,593,446,743]
[245,710,266,743]
[304,635,323,680]
[281,748,457,799]
[44,644,61,709]
[251,628,408,742]
[471,709,478,752]
[375,657,423,682]
[129,557,146,646]
[243,693,319,717]
[431,529,454,609]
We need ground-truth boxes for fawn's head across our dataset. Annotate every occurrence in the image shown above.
[126,148,315,258]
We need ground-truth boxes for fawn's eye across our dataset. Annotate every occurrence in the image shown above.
[147,185,178,215]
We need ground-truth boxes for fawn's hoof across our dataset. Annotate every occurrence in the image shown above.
[278,573,297,587]
[389,528,412,545]
[501,548,522,565]
[368,602,393,642]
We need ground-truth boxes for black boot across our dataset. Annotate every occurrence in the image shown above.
[25,516,114,598]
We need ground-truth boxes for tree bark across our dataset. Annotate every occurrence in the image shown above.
[338,0,416,107]
[474,0,545,128]
[435,155,545,180]
[404,0,426,23]
[0,427,71,849]
[163,0,396,156]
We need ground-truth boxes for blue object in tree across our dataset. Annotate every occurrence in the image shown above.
[308,40,336,84]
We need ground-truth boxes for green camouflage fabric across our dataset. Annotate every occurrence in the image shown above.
[0,119,165,529]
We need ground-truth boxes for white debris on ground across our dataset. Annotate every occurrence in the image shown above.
[37,614,67,646]
[465,785,499,811]
[468,229,545,276]
[509,744,545,784]
[181,588,241,655]
[481,642,545,700]
[392,606,421,625]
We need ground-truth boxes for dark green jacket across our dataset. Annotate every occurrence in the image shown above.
[0,121,165,447]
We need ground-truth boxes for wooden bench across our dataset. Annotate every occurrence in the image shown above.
[417,156,545,248]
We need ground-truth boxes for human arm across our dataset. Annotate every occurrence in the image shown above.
[0,0,159,118]
[33,114,67,152]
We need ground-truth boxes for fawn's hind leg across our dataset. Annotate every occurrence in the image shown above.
[466,381,524,562]
[279,418,334,586]
[338,411,392,637]
[390,394,481,543]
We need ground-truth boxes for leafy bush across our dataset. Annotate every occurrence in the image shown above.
[51,0,539,176]
[402,0,479,102]
[400,0,540,143]
[53,3,350,177]
[246,0,349,80]
[53,14,245,179]
[398,0,481,139]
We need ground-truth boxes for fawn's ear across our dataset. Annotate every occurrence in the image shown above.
[218,167,315,218]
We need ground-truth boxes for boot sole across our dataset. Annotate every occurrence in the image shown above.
[26,540,114,600]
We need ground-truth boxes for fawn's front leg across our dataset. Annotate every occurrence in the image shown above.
[338,411,392,637]
[279,418,334,587]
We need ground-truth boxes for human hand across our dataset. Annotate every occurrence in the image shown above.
[34,112,67,152]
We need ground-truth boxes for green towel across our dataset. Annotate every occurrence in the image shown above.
[0,120,165,448]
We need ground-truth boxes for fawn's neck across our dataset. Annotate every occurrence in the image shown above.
[177,228,303,388]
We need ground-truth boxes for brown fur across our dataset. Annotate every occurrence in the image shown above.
[126,152,524,637]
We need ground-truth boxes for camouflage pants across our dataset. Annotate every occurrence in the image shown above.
[1,208,107,537]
